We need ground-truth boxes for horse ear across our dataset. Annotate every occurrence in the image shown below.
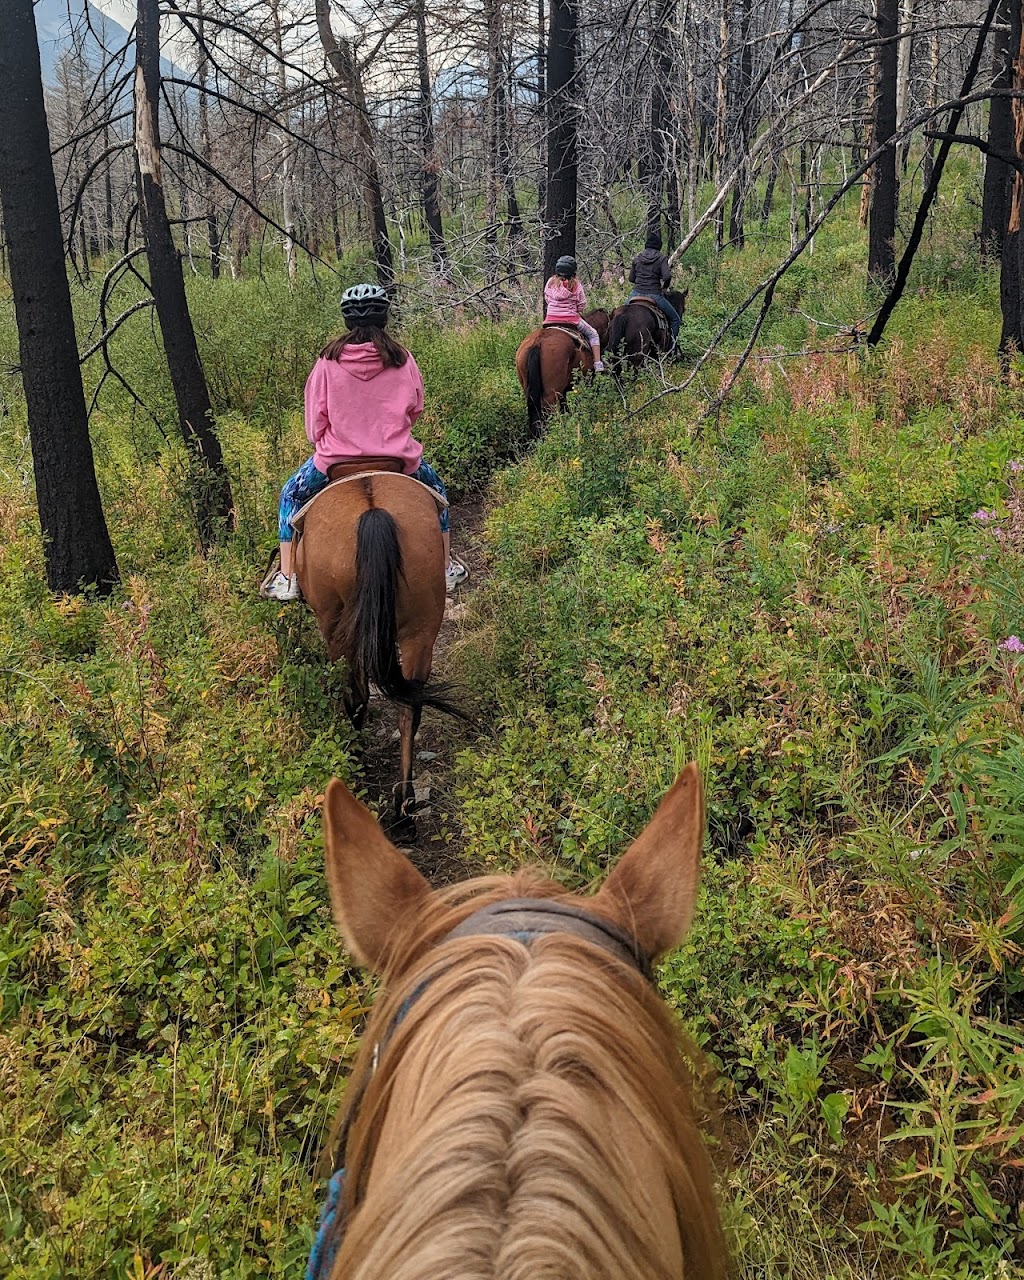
[593,763,704,960]
[322,778,432,973]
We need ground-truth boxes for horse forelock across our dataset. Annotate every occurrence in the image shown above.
[327,870,726,1280]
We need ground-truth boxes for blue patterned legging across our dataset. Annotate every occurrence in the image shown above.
[278,457,450,541]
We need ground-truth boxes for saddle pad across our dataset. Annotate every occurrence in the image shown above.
[541,322,590,351]
[630,297,668,329]
[290,470,447,535]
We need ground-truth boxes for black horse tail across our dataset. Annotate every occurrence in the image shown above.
[607,310,628,359]
[525,343,545,432]
[341,508,465,718]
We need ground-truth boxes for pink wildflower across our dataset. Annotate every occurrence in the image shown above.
[1009,460,1023,474]
[998,635,1024,653]
[972,509,997,522]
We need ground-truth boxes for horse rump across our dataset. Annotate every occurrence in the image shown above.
[341,507,465,719]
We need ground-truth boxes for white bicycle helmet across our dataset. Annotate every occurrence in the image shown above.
[341,282,390,328]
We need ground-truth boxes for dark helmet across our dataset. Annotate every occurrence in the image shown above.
[554,255,578,278]
[341,282,389,328]
[645,228,663,251]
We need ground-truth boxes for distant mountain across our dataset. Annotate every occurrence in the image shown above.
[34,0,187,85]
[34,0,132,84]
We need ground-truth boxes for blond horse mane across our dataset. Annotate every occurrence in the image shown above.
[324,870,726,1280]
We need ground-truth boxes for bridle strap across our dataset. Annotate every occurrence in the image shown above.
[445,897,654,983]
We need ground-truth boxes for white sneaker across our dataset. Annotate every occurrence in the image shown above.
[263,571,301,602]
[593,360,605,372]
[445,556,469,593]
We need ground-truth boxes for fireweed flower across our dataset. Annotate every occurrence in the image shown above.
[998,635,1024,653]
[972,509,998,522]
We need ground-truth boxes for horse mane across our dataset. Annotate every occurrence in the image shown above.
[325,870,727,1280]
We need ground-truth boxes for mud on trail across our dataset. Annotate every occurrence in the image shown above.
[358,495,489,886]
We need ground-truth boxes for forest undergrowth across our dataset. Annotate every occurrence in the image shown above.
[1,193,1023,1277]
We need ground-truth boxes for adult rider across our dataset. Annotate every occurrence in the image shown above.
[627,229,680,346]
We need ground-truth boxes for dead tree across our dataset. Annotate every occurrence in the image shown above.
[0,0,118,594]
[135,0,233,547]
[543,0,579,277]
[315,0,394,287]
[868,0,899,284]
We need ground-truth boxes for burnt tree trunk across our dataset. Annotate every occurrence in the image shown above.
[647,0,675,238]
[0,0,118,593]
[543,0,578,279]
[868,0,899,285]
[728,0,753,247]
[135,0,233,548]
[315,0,393,288]
[1000,0,1024,359]
[982,0,1014,257]
[414,0,446,271]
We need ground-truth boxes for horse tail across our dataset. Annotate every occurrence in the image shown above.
[607,311,628,358]
[342,507,466,718]
[525,343,545,431]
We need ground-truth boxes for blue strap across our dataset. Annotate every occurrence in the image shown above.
[305,1168,346,1280]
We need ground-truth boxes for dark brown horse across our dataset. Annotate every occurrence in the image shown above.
[313,762,727,1279]
[294,465,459,834]
[607,290,688,371]
[515,309,610,434]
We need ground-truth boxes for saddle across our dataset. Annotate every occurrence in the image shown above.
[289,461,447,537]
[628,296,669,334]
[541,322,590,353]
[326,456,404,480]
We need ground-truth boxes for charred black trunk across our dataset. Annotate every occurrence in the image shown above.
[135,0,233,548]
[1000,0,1024,359]
[982,0,1014,258]
[414,0,446,271]
[0,0,119,594]
[868,0,899,285]
[543,0,578,278]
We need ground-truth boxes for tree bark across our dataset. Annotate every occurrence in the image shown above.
[315,0,393,287]
[135,0,233,548]
[728,0,753,247]
[196,0,221,279]
[982,0,1014,257]
[1000,0,1024,358]
[0,0,118,594]
[868,0,899,285]
[414,0,446,271]
[543,0,578,278]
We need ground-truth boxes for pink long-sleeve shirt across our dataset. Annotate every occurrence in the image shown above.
[304,344,425,475]
[543,276,587,324]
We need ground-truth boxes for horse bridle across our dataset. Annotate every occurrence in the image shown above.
[307,899,653,1277]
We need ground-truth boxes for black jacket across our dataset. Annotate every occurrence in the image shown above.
[629,248,671,294]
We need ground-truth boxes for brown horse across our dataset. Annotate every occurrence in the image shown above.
[310,763,727,1280]
[515,309,610,435]
[294,467,458,834]
[607,290,688,371]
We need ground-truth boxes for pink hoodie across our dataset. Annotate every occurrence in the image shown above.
[543,276,587,323]
[304,343,425,475]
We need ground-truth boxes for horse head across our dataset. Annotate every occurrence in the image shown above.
[311,764,727,1279]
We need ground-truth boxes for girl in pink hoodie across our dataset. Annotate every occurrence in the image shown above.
[263,285,467,601]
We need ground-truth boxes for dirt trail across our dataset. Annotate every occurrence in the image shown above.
[359,495,489,884]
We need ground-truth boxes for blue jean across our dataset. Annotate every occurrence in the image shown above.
[630,291,680,340]
[278,456,450,540]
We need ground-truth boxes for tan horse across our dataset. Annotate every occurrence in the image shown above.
[515,309,610,435]
[311,763,727,1280]
[294,468,458,834]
